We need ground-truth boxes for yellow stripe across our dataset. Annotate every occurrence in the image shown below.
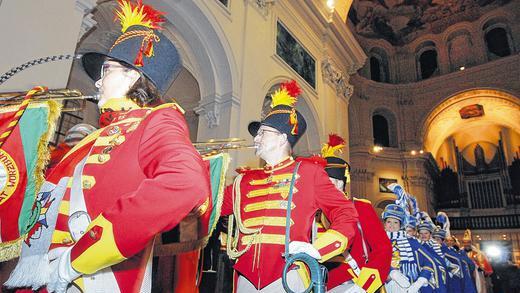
[61,117,142,162]
[85,154,111,164]
[249,174,299,185]
[244,200,295,212]
[66,176,96,189]
[51,230,73,244]
[7,120,18,128]
[241,233,286,245]
[0,131,11,139]
[59,201,70,215]
[246,186,297,199]
[93,134,126,147]
[243,217,293,228]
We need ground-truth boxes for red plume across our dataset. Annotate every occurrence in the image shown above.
[328,134,345,147]
[280,80,302,98]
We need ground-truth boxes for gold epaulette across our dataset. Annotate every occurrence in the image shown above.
[235,166,262,174]
[353,197,372,204]
[152,102,185,114]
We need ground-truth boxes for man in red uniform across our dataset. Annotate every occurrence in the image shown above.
[318,134,392,293]
[5,1,211,292]
[220,81,359,292]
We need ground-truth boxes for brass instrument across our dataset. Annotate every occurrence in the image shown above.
[0,89,99,112]
[193,138,256,156]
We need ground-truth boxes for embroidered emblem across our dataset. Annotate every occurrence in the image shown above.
[24,190,55,246]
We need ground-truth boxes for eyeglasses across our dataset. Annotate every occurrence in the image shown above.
[256,128,281,137]
[99,62,131,79]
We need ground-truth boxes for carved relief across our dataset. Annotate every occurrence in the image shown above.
[75,0,97,40]
[321,58,354,100]
[250,0,276,16]
[194,101,220,128]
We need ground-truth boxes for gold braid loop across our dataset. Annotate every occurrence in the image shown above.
[226,174,262,260]
[110,30,160,51]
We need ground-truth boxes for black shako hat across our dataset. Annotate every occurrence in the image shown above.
[248,80,307,148]
[321,134,351,186]
[81,0,182,95]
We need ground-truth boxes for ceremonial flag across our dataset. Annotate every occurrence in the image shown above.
[0,88,61,261]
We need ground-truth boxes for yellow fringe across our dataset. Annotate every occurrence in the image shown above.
[33,100,62,196]
[205,152,230,236]
[0,237,21,262]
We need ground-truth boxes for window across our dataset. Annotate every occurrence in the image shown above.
[373,114,390,147]
[368,48,389,83]
[370,57,382,82]
[217,0,228,6]
[419,49,438,80]
[485,27,511,59]
[276,21,316,88]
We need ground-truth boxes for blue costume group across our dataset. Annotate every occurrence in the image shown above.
[382,184,480,293]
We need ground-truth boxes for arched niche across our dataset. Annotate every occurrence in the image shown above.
[482,18,514,61]
[447,30,474,71]
[415,41,439,80]
[68,0,238,141]
[422,89,520,166]
[372,107,398,148]
[368,47,390,83]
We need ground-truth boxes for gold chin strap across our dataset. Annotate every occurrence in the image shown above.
[99,97,141,113]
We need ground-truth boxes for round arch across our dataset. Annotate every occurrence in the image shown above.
[371,107,398,148]
[421,88,520,160]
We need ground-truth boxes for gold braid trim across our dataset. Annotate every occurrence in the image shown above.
[110,30,160,52]
[226,174,262,260]
[264,109,292,119]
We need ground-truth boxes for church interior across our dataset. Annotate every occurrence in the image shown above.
[0,0,519,292]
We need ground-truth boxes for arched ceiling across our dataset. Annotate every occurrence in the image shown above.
[348,0,511,45]
[422,89,520,158]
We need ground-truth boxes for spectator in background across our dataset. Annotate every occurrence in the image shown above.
[47,123,97,172]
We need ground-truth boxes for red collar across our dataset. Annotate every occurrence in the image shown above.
[98,108,150,127]
[263,156,294,173]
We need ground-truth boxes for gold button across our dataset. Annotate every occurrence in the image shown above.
[98,154,107,162]
[62,238,73,244]
[102,146,113,154]
[83,180,92,189]
[113,136,125,146]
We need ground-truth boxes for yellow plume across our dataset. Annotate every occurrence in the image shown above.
[116,0,163,33]
[271,89,297,108]
[321,144,344,158]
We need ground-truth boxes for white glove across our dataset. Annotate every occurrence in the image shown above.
[345,283,366,293]
[389,270,411,288]
[406,277,428,293]
[47,247,81,293]
[288,241,321,260]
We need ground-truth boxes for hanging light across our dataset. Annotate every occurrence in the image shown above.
[326,0,335,10]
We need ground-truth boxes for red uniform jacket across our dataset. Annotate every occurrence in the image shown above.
[221,157,358,289]
[325,198,392,293]
[44,105,211,292]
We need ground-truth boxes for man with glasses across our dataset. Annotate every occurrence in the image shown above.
[220,80,359,292]
[6,1,211,292]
